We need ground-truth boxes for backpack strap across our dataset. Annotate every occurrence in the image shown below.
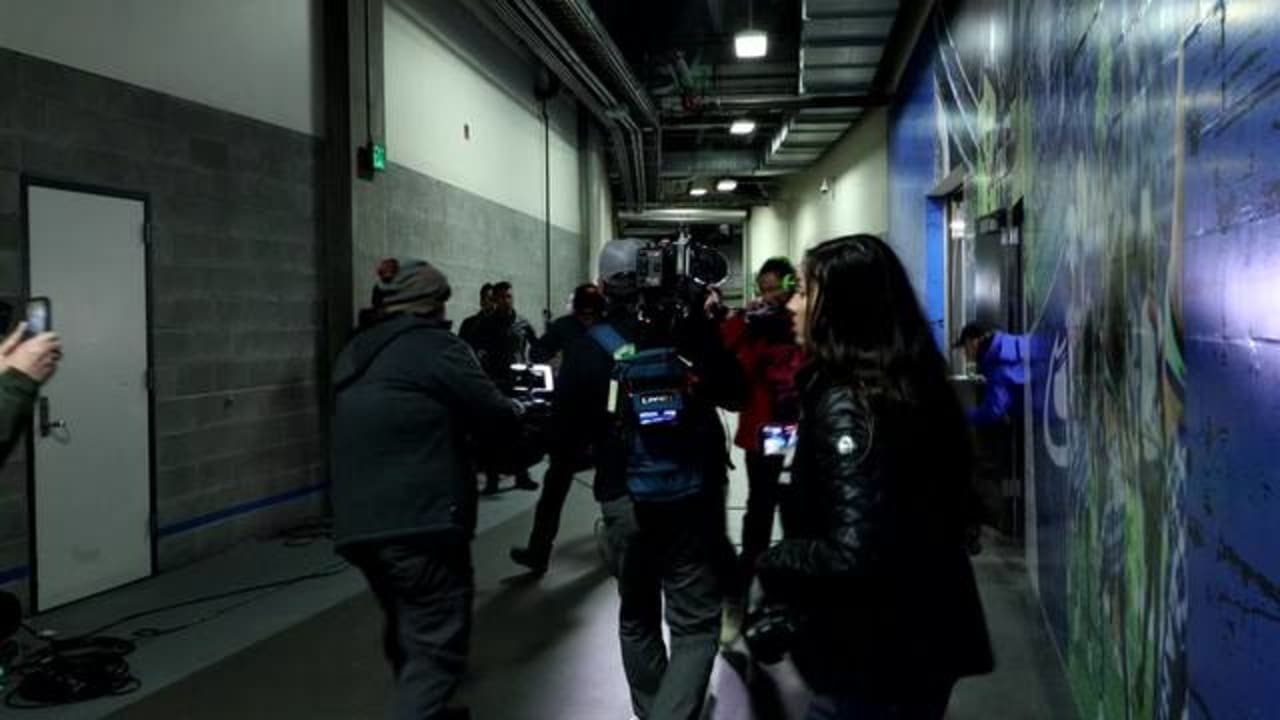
[588,323,631,359]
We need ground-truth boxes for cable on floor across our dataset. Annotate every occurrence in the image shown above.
[4,636,139,709]
[75,561,349,640]
[4,560,348,709]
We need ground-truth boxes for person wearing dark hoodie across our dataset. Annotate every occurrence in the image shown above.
[331,258,520,720]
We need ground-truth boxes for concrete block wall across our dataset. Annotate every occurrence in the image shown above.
[353,163,586,332]
[0,49,325,603]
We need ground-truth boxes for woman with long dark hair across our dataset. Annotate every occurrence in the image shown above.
[751,234,993,718]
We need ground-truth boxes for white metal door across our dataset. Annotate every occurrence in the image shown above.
[28,185,151,611]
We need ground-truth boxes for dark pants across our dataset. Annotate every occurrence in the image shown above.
[524,455,577,557]
[601,496,722,720]
[972,421,1025,535]
[805,679,954,720]
[741,450,785,583]
[350,539,474,720]
[706,476,745,603]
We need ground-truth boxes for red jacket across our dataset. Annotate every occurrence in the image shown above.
[721,311,806,452]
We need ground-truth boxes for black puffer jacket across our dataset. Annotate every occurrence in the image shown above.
[757,370,993,694]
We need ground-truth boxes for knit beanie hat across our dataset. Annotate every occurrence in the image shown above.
[374,258,452,318]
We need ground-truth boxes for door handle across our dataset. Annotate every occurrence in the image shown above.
[38,397,67,438]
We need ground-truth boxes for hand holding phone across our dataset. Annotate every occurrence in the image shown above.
[0,326,61,384]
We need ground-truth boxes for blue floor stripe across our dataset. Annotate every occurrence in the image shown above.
[0,483,329,585]
[0,565,30,586]
[156,483,328,538]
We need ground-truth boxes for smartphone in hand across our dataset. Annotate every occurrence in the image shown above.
[24,297,52,337]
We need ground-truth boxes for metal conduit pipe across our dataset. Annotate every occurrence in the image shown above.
[504,0,648,206]
[480,0,644,206]
[533,0,659,201]
[618,208,749,225]
[542,0,660,127]
[696,93,891,112]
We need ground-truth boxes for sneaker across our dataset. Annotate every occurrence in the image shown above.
[510,546,550,575]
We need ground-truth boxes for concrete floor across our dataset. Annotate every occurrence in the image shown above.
[99,481,1075,720]
[106,483,629,720]
[11,423,1075,720]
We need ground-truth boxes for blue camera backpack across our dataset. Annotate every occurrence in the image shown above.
[589,323,704,502]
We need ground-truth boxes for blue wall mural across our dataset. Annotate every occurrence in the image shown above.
[887,2,1280,718]
[887,41,945,348]
[1182,4,1280,717]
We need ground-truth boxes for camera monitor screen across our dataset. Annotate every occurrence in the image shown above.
[510,363,554,394]
[760,423,798,458]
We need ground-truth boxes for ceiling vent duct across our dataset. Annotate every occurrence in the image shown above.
[762,0,898,171]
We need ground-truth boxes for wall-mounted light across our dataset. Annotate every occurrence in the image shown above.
[717,179,739,192]
[949,219,966,234]
[819,178,831,195]
[735,30,768,59]
[730,119,757,136]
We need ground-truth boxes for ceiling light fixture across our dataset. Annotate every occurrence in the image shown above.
[730,119,757,135]
[689,185,709,198]
[735,0,768,59]
[717,179,739,192]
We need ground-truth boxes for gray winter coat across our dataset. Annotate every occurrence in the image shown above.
[331,314,519,550]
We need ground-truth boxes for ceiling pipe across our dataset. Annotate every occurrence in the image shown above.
[506,0,647,200]
[505,0,647,200]
[478,0,648,206]
[697,92,891,111]
[542,0,660,128]
[539,0,662,201]
[618,208,749,225]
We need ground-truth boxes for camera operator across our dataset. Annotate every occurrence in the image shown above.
[0,318,63,465]
[509,283,606,574]
[556,238,743,720]
[719,258,805,600]
[331,258,521,720]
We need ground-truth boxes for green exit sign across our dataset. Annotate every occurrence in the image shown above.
[360,142,387,175]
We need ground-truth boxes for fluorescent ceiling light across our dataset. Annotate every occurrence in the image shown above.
[689,186,709,197]
[735,30,768,59]
[717,179,739,192]
[730,119,757,135]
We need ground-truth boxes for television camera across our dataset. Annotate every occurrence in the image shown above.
[488,363,556,476]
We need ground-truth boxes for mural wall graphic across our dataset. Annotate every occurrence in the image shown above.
[888,2,1280,718]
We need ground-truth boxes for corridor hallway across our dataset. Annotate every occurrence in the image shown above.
[105,477,1076,720]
